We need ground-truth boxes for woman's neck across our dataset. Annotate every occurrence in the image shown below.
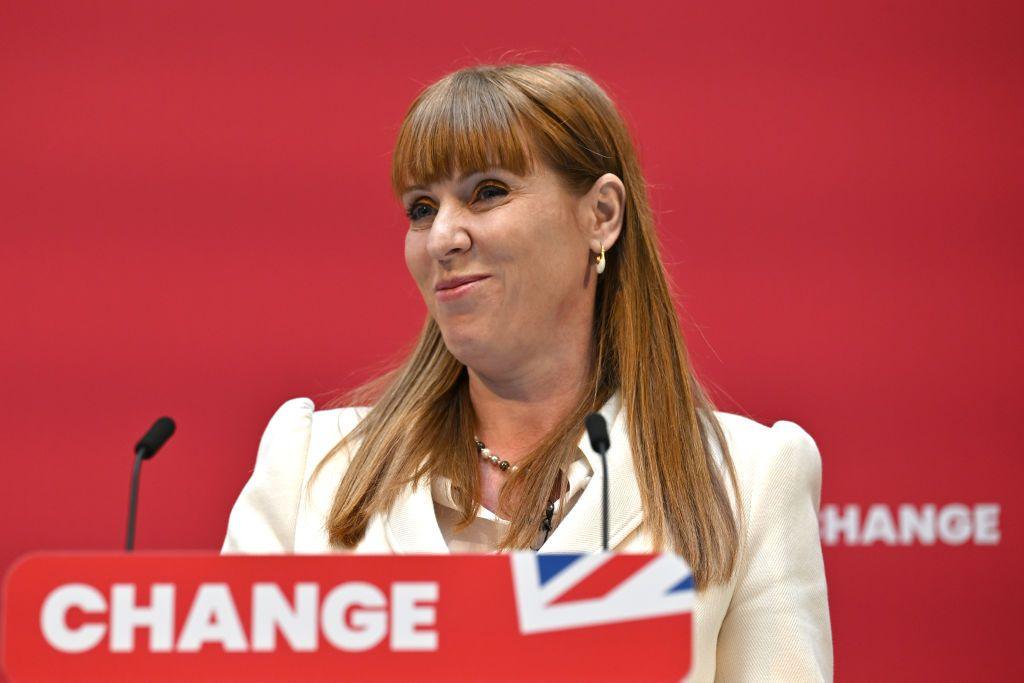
[467,341,592,462]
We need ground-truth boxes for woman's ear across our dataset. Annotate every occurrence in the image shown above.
[582,173,625,254]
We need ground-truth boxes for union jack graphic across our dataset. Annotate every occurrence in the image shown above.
[510,553,694,635]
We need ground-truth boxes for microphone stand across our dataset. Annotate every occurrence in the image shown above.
[584,413,611,552]
[125,416,176,551]
[600,441,609,551]
[125,448,146,551]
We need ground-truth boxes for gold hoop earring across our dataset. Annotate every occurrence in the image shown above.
[595,245,606,274]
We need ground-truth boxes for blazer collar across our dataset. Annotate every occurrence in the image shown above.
[541,392,644,552]
[382,392,644,554]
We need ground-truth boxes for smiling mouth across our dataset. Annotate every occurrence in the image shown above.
[435,275,490,300]
[435,274,489,291]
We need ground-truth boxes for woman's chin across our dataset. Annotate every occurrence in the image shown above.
[438,324,495,367]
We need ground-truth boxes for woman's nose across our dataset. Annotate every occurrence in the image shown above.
[426,202,472,261]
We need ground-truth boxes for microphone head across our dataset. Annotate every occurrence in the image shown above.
[135,417,176,459]
[584,412,610,454]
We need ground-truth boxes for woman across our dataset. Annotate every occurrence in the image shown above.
[222,63,832,680]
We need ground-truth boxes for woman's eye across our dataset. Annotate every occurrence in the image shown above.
[475,183,508,202]
[406,201,435,222]
[405,183,506,223]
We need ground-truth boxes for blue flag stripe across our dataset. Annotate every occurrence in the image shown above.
[668,575,694,593]
[537,554,582,586]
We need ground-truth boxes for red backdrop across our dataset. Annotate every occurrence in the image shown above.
[2,1,1021,680]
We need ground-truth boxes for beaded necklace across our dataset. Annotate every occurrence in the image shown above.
[473,437,521,474]
[473,437,556,547]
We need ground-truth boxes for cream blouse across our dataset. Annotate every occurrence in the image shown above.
[431,453,594,553]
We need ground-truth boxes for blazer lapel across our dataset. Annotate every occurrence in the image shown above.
[541,393,645,553]
[382,477,451,553]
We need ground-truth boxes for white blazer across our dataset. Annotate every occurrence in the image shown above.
[222,394,833,682]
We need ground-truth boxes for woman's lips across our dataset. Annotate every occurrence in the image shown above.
[434,275,490,301]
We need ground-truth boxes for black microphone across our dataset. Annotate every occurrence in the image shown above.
[135,417,175,459]
[584,413,611,552]
[126,417,175,551]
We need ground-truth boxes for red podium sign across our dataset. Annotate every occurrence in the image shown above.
[2,553,693,682]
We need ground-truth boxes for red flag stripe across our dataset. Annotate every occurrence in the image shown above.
[549,555,654,604]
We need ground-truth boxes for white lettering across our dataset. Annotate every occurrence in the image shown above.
[390,582,438,651]
[861,505,898,545]
[321,582,387,652]
[40,583,107,653]
[898,504,936,545]
[820,504,860,545]
[176,584,247,652]
[251,582,318,652]
[110,584,175,652]
[38,579,441,654]
[974,504,1001,544]
[937,504,972,545]
[820,503,1002,546]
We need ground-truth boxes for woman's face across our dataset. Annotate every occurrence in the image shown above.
[402,162,602,376]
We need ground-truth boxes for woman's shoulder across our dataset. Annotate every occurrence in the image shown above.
[708,409,823,509]
[704,411,832,679]
[220,398,369,553]
[263,396,367,435]
[258,397,369,461]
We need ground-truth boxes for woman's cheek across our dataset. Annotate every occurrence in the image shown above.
[404,231,428,286]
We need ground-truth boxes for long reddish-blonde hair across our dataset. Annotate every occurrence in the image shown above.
[312,63,739,588]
